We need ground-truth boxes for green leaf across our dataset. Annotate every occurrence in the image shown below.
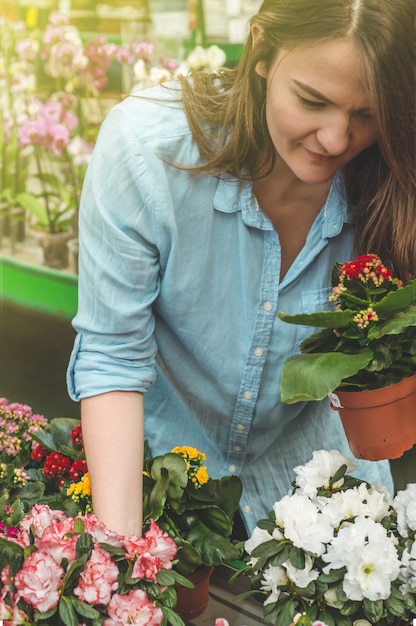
[278,309,354,329]
[363,598,384,623]
[288,544,305,569]
[151,454,189,501]
[69,597,100,619]
[0,536,24,574]
[184,519,242,566]
[374,278,416,314]
[73,517,85,535]
[15,191,49,227]
[369,306,416,339]
[280,350,373,403]
[161,605,187,626]
[59,595,78,626]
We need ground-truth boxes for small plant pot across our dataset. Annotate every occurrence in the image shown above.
[331,373,416,460]
[174,566,214,621]
[35,230,73,270]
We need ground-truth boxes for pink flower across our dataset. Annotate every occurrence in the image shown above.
[14,551,64,612]
[35,518,78,564]
[18,504,65,545]
[131,553,161,582]
[73,545,119,605]
[215,620,230,626]
[143,519,177,569]
[81,514,123,547]
[122,519,177,574]
[104,589,164,626]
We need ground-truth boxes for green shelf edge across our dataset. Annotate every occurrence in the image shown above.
[0,254,78,320]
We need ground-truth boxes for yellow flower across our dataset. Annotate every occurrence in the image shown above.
[194,465,209,487]
[171,445,207,463]
[67,472,91,499]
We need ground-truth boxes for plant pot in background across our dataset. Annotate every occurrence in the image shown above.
[331,372,416,461]
[174,566,214,621]
[35,230,73,270]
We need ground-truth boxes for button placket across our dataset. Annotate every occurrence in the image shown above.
[227,231,280,469]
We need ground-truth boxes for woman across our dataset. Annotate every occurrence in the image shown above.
[67,0,415,537]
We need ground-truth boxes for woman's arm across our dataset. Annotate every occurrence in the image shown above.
[81,390,144,537]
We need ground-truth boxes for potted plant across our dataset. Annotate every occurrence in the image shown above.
[236,449,416,626]
[0,399,243,622]
[278,254,416,460]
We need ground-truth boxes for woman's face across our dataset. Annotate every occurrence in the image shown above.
[254,36,377,185]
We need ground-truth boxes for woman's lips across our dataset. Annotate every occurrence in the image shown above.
[304,147,335,163]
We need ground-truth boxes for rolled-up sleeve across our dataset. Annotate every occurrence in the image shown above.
[67,106,161,401]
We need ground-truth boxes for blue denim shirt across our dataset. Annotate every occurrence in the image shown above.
[67,84,392,533]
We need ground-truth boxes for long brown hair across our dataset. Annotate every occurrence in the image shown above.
[177,0,416,280]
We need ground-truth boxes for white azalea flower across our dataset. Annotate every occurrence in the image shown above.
[273,493,334,556]
[319,483,390,526]
[244,525,271,555]
[393,483,416,538]
[294,449,356,498]
[322,516,400,601]
[284,554,319,589]
[260,564,287,605]
[353,621,372,626]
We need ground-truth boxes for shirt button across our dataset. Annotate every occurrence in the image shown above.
[263,301,272,311]
[254,347,263,357]
[236,423,245,431]
[233,445,242,452]
[229,464,236,473]
[243,504,251,514]
[243,390,252,400]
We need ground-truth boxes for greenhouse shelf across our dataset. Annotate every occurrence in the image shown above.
[0,254,78,320]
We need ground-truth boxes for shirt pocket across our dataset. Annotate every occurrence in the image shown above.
[294,286,334,348]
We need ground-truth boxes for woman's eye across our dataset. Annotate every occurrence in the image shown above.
[297,95,325,109]
[356,110,373,122]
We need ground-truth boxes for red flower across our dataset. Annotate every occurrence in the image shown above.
[71,424,83,447]
[31,443,48,462]
[69,459,88,481]
[42,452,71,479]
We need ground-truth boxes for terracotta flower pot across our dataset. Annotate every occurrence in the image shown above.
[174,565,214,621]
[331,373,416,460]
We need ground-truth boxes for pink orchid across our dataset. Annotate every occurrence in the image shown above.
[14,551,64,612]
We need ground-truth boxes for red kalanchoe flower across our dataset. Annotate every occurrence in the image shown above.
[71,424,83,447]
[69,459,88,481]
[42,452,71,479]
[31,443,48,462]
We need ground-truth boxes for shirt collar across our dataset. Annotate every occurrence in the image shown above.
[213,171,352,238]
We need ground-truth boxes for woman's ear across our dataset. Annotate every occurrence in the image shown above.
[250,24,268,78]
[255,60,267,78]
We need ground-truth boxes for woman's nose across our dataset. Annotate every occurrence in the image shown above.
[316,114,351,156]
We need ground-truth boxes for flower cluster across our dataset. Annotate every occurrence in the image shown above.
[0,398,48,517]
[171,445,209,488]
[0,400,243,581]
[238,449,416,626]
[279,254,416,401]
[0,503,189,626]
[142,443,243,575]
